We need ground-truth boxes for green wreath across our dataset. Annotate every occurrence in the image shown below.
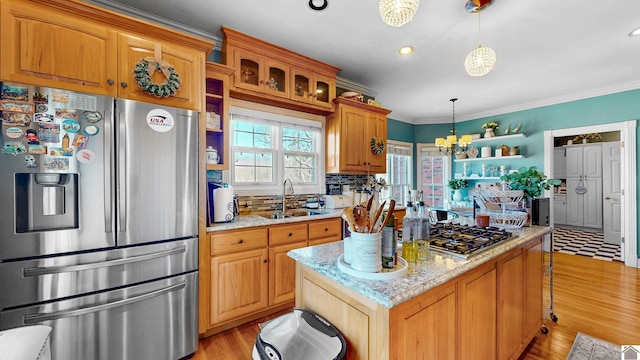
[133,58,181,98]
[370,137,385,155]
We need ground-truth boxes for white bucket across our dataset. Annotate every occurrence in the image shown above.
[343,236,353,264]
[350,232,382,273]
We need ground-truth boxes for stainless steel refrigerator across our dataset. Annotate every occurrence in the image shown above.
[0,82,199,360]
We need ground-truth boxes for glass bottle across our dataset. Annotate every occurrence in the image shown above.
[381,213,397,269]
[416,201,430,261]
[402,201,417,263]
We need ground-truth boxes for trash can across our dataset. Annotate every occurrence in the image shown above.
[0,325,52,360]
[252,308,346,360]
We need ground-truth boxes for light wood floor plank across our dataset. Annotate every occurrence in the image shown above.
[194,252,640,359]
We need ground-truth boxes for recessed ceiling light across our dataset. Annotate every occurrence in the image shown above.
[629,26,640,36]
[398,46,414,55]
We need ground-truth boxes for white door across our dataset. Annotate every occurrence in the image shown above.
[602,142,622,245]
[566,178,584,227]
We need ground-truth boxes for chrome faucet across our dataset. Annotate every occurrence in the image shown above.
[282,178,294,213]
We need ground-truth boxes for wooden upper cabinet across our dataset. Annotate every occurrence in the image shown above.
[118,33,204,110]
[0,0,117,95]
[222,26,339,114]
[0,0,211,110]
[326,97,391,174]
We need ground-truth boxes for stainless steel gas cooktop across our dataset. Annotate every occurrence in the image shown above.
[428,223,516,259]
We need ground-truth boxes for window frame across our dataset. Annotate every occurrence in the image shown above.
[416,143,452,208]
[226,106,325,196]
[377,140,413,206]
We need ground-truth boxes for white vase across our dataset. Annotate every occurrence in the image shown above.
[484,128,495,138]
[453,189,463,202]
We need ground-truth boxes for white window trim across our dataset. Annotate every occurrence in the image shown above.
[379,140,413,204]
[417,143,452,206]
[225,104,326,196]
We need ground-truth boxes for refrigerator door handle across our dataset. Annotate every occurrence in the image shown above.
[104,107,113,233]
[23,280,187,323]
[118,111,127,232]
[22,245,187,277]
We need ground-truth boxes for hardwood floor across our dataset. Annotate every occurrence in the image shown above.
[194,252,640,359]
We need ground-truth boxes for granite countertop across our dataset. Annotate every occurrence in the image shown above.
[288,226,552,309]
[206,209,343,232]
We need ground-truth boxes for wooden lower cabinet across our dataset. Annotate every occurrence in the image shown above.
[203,217,342,336]
[295,236,544,359]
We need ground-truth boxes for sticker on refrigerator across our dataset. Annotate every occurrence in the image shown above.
[44,157,69,170]
[35,103,48,113]
[55,108,77,120]
[0,84,29,101]
[2,142,26,156]
[0,101,33,113]
[49,147,73,157]
[62,119,80,133]
[76,149,96,163]
[84,125,99,136]
[83,111,103,123]
[28,144,46,155]
[25,129,39,144]
[72,134,89,148]
[33,92,48,104]
[34,113,54,123]
[1,112,31,126]
[5,127,24,139]
[52,92,68,103]
[38,123,60,143]
[24,155,37,168]
[146,109,174,133]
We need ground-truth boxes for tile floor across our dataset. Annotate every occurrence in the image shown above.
[552,227,622,262]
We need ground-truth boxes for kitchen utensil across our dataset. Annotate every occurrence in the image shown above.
[366,195,374,211]
[353,206,369,233]
[341,208,357,232]
[369,200,386,233]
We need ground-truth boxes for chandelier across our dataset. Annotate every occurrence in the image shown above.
[379,0,420,27]
[435,98,473,155]
[464,6,496,76]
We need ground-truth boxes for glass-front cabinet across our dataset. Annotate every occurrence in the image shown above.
[233,48,289,99]
[291,69,335,109]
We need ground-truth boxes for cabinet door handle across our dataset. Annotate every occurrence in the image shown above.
[605,196,611,200]
[120,82,128,88]
[107,79,115,85]
[259,80,265,85]
[238,239,243,244]
[263,259,268,264]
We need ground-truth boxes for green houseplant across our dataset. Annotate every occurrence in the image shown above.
[448,178,468,202]
[499,166,561,200]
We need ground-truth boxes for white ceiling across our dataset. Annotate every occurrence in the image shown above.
[91,0,640,124]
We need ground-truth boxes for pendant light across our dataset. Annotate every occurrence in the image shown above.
[435,98,472,155]
[464,9,496,77]
[379,0,420,27]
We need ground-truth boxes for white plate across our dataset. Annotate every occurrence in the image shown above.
[337,254,408,280]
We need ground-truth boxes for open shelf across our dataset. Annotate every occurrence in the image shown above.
[454,155,524,162]
[456,176,502,180]
[467,133,526,143]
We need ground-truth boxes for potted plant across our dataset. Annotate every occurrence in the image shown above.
[482,121,499,138]
[499,166,561,200]
[448,178,468,202]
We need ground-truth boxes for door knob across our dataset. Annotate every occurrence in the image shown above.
[605,196,611,200]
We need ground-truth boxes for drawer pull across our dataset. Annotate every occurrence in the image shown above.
[288,232,293,237]
[238,239,243,244]
[324,228,329,232]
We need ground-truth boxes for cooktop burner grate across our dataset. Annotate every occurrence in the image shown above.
[427,223,516,258]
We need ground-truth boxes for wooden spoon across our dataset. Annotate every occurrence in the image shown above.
[378,199,396,233]
[366,195,375,212]
[340,208,357,233]
[353,206,369,233]
[369,200,387,233]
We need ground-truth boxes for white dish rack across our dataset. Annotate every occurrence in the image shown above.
[479,189,527,229]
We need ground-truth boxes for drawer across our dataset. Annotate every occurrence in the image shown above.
[308,218,341,240]
[269,223,308,245]
[210,228,268,256]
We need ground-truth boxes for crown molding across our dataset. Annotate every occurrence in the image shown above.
[336,77,377,97]
[415,80,640,125]
[85,0,222,51]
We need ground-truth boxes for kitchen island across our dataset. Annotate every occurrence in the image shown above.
[289,226,552,360]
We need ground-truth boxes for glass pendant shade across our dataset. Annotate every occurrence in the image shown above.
[379,0,420,27]
[465,45,496,77]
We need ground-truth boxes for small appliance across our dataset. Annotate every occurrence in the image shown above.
[208,182,235,224]
[531,198,550,226]
[323,194,352,209]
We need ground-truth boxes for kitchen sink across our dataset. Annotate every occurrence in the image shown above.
[255,210,328,219]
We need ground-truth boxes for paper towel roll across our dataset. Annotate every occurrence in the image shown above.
[213,188,234,222]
